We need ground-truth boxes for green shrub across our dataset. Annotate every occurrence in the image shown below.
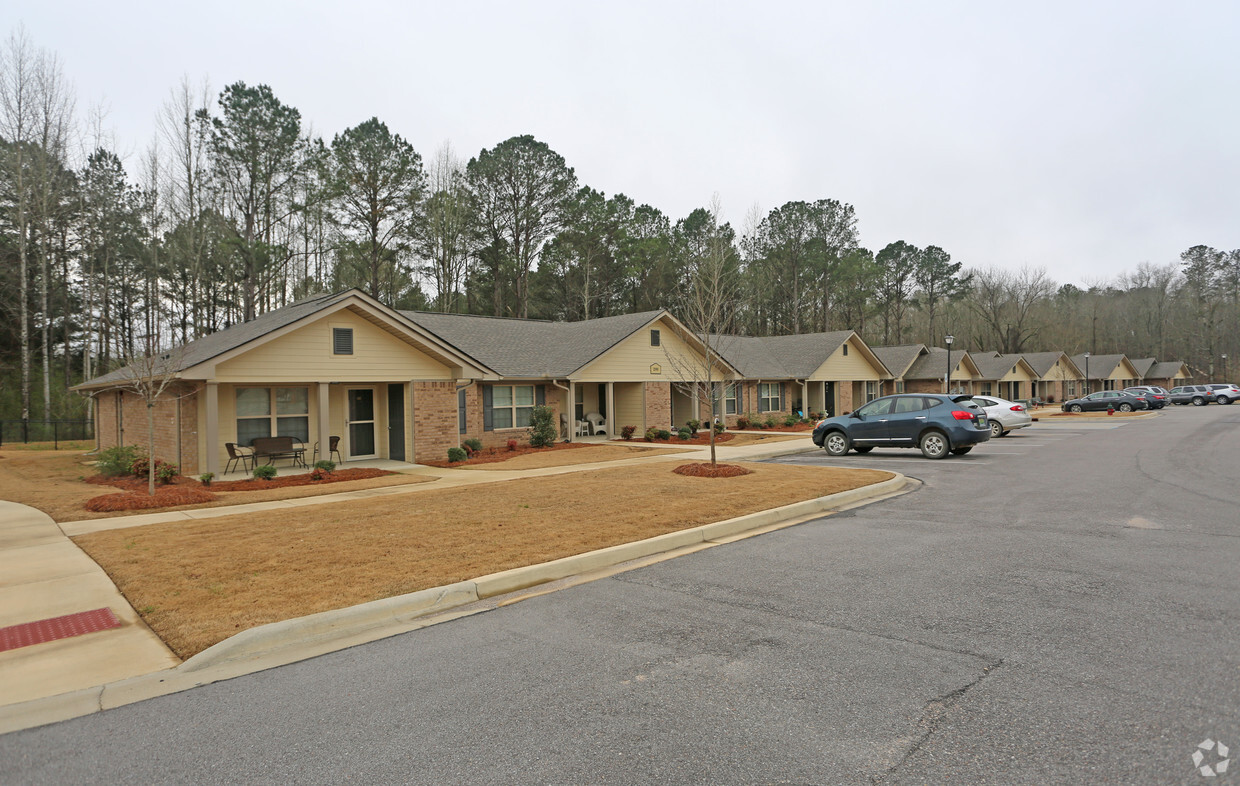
[686,419,700,435]
[447,447,468,463]
[313,460,336,472]
[528,404,557,448]
[714,422,725,434]
[252,464,277,480]
[463,438,483,453]
[644,426,660,441]
[198,472,214,486]
[657,428,672,440]
[676,427,691,441]
[620,425,636,441]
[97,445,144,477]
[155,462,179,484]
[783,414,799,427]
[735,417,750,430]
[763,417,777,429]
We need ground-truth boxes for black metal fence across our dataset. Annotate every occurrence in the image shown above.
[0,419,94,449]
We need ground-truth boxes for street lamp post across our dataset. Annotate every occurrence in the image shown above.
[945,335,955,394]
[1223,353,1229,382]
[1084,352,1090,395]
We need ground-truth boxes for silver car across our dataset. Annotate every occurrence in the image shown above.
[969,395,1033,437]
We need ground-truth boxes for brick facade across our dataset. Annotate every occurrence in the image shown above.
[644,381,672,430]
[460,382,565,452]
[412,381,459,463]
[91,384,201,474]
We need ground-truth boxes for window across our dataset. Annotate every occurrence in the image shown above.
[1067,381,1077,397]
[856,398,893,417]
[895,381,905,393]
[333,327,353,355]
[893,396,927,414]
[650,329,660,346]
[758,382,782,412]
[236,387,309,446]
[488,384,536,429]
[725,383,737,414]
[981,383,992,396]
[865,381,878,402]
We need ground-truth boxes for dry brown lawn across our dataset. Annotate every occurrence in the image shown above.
[74,461,892,659]
[0,449,435,522]
[460,443,687,470]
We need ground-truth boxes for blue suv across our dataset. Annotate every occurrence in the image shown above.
[811,394,991,459]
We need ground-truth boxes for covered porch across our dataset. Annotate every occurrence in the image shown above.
[202,380,416,476]
[561,381,649,439]
[214,456,422,483]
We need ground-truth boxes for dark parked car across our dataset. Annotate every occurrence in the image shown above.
[1123,387,1167,409]
[1168,385,1214,405]
[1060,390,1147,412]
[811,394,991,459]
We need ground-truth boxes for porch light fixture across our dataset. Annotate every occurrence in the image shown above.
[944,335,954,394]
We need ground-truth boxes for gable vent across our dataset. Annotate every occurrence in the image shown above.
[333,327,354,355]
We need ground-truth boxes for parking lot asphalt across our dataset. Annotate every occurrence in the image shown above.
[1,406,1238,784]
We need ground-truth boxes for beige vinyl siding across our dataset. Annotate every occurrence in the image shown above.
[1108,361,1139,382]
[576,318,730,382]
[212,382,324,468]
[998,365,1035,384]
[1042,359,1074,381]
[613,382,645,432]
[809,338,883,381]
[215,311,452,383]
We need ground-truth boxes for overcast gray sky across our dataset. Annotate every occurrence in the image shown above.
[14,1,1240,285]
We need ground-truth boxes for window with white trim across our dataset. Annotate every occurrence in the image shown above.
[865,381,878,402]
[490,384,535,429]
[758,382,782,412]
[714,382,737,416]
[236,387,309,446]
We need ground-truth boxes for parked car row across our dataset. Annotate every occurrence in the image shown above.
[1166,383,1240,405]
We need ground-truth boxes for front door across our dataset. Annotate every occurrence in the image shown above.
[823,381,834,417]
[387,384,405,462]
[347,388,377,459]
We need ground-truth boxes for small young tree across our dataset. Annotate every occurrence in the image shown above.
[662,196,741,466]
[104,340,198,496]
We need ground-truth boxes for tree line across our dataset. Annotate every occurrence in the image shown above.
[1,28,1237,422]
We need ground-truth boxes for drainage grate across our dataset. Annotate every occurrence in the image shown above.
[0,608,121,653]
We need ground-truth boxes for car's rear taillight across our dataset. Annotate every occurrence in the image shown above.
[1010,405,1025,411]
[951,410,975,420]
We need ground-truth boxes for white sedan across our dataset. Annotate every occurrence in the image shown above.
[969,395,1033,437]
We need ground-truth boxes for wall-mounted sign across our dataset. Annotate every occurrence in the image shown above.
[649,363,662,375]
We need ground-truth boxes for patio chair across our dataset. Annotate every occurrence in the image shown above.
[312,435,343,464]
[585,412,607,435]
[225,442,253,474]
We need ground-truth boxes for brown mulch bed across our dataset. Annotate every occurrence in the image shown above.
[74,461,894,658]
[741,422,816,433]
[81,468,397,512]
[613,432,736,446]
[672,462,753,478]
[421,441,596,468]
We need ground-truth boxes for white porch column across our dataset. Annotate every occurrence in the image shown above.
[318,382,331,462]
[204,382,219,475]
[605,382,615,438]
[800,381,808,416]
[567,383,577,442]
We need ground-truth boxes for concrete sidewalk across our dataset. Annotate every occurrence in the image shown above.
[0,434,821,718]
[0,501,180,707]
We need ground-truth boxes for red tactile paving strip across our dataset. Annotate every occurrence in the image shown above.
[0,608,121,653]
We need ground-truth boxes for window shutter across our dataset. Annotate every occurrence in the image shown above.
[482,386,493,431]
[536,385,545,406]
[779,382,785,411]
[332,327,353,355]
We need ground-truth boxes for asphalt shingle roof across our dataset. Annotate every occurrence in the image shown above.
[1130,357,1156,378]
[401,309,664,378]
[972,352,1030,381]
[906,348,971,380]
[1070,353,1126,380]
[1147,361,1187,380]
[872,345,927,379]
[1021,351,1073,377]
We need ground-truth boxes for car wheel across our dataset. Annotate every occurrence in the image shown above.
[852,445,873,453]
[1192,396,1205,406]
[919,430,949,459]
[1118,403,1133,412]
[823,431,849,456]
[989,421,1003,438]
[950,446,973,455]
[1219,396,1232,405]
[1070,404,1083,413]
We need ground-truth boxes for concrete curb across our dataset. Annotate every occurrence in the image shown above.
[0,471,909,736]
